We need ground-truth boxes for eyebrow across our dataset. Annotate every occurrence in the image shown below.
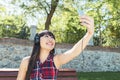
[44,34,53,37]
[44,34,55,39]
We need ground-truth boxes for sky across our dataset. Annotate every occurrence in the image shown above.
[0,0,39,26]
[0,0,22,15]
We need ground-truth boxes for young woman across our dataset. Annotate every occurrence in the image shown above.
[17,15,94,80]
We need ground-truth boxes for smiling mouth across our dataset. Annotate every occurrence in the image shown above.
[46,42,53,46]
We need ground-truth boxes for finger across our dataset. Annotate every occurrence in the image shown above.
[80,19,92,26]
[80,15,93,21]
[81,22,93,29]
[81,22,91,28]
[80,18,94,28]
[80,17,92,23]
[80,19,90,24]
[80,15,94,23]
[80,18,92,23]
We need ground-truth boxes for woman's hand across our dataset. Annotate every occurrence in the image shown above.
[80,15,94,35]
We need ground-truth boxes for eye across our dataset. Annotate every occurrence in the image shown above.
[45,35,49,38]
[50,36,54,39]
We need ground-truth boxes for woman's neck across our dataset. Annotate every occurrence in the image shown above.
[39,49,50,63]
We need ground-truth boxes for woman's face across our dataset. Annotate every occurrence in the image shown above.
[40,34,55,51]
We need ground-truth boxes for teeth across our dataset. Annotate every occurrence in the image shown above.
[47,43,53,45]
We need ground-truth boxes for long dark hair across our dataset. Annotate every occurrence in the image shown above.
[25,30,55,80]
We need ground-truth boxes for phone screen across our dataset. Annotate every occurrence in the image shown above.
[77,9,84,16]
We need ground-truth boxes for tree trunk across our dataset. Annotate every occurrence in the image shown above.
[45,0,59,30]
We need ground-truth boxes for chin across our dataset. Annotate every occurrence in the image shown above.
[46,47,54,51]
[49,47,54,51]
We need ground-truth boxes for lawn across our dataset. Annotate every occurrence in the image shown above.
[77,72,120,80]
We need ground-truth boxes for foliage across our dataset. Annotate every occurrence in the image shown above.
[12,0,59,30]
[17,25,30,39]
[0,0,120,47]
[79,0,120,47]
[49,1,86,43]
[102,0,120,47]
[0,15,29,39]
[64,10,86,43]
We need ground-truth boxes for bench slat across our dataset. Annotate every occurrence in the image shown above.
[0,78,16,80]
[0,69,78,80]
[0,71,18,77]
[58,71,77,76]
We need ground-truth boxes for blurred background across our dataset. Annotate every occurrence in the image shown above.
[0,1,120,80]
[0,0,119,47]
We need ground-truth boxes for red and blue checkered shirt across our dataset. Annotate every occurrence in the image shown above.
[30,54,58,80]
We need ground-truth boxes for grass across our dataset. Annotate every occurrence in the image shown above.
[77,72,120,80]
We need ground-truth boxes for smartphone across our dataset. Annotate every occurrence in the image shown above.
[77,9,84,16]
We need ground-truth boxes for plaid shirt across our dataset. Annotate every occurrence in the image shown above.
[30,54,58,80]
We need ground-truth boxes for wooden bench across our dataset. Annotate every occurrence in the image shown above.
[0,68,78,80]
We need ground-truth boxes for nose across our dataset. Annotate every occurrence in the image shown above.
[48,36,54,41]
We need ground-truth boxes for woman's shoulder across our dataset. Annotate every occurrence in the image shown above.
[22,56,30,61]
[20,56,30,69]
[17,56,30,79]
[22,56,30,64]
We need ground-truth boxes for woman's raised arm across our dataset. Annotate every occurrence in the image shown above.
[54,15,94,69]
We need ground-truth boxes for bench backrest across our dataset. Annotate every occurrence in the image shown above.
[0,69,78,80]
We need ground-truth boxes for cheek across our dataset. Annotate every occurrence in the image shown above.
[40,38,46,47]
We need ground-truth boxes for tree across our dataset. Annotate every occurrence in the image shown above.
[18,25,30,39]
[79,0,120,47]
[49,0,86,43]
[102,0,120,47]
[45,0,59,30]
[12,0,59,30]
[1,0,119,47]
[0,15,29,38]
